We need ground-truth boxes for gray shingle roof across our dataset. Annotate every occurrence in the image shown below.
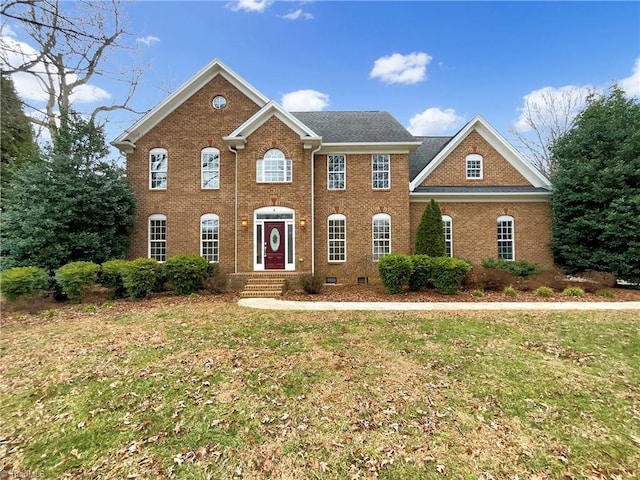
[291,111,417,143]
[409,136,452,181]
[412,186,551,193]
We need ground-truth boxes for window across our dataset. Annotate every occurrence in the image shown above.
[497,215,514,260]
[442,215,453,257]
[372,213,391,261]
[149,214,166,261]
[372,154,390,189]
[200,214,219,263]
[328,214,346,262]
[466,153,483,179]
[201,148,220,189]
[328,155,345,190]
[149,148,168,189]
[257,149,292,183]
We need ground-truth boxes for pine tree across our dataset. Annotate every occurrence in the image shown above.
[414,199,446,256]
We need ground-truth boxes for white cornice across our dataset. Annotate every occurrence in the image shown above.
[410,191,552,203]
[319,141,422,155]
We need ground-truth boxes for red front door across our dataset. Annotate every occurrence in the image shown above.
[264,222,285,269]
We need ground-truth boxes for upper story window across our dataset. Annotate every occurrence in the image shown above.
[442,215,453,257]
[149,148,168,189]
[328,155,346,190]
[257,149,292,183]
[328,213,346,262]
[372,154,390,189]
[466,153,483,179]
[372,213,391,261]
[148,214,166,262]
[201,147,220,189]
[201,214,219,263]
[497,215,514,261]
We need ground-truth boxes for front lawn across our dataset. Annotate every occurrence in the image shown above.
[1,296,638,479]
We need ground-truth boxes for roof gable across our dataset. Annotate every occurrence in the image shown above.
[409,115,551,191]
[112,59,269,151]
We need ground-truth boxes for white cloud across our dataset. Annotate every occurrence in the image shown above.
[282,9,313,20]
[226,0,273,13]
[370,52,432,85]
[620,57,640,97]
[136,35,160,47]
[281,89,329,111]
[407,107,464,136]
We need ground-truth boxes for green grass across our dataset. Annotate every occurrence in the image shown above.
[1,299,639,479]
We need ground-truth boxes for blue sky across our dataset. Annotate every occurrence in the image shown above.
[2,1,639,158]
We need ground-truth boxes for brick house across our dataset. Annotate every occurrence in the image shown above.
[112,59,553,284]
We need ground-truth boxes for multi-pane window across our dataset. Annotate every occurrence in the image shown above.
[148,214,166,261]
[497,215,514,261]
[201,148,220,189]
[372,213,391,261]
[257,149,292,183]
[328,155,345,190]
[442,215,453,257]
[328,214,346,262]
[149,148,168,189]
[372,154,390,189]
[201,214,219,263]
[466,153,483,179]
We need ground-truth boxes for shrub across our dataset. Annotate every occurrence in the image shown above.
[122,258,161,299]
[503,286,518,298]
[482,257,541,277]
[99,259,130,298]
[408,255,434,291]
[563,286,585,298]
[0,266,50,303]
[378,254,413,294]
[205,265,228,294]
[431,257,472,294]
[595,288,614,298]
[301,274,323,294]
[163,254,209,295]
[463,266,518,292]
[471,287,485,297]
[534,286,554,298]
[55,261,99,303]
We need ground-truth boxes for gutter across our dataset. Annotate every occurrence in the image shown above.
[228,145,239,273]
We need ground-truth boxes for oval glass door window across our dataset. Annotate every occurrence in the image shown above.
[270,228,281,251]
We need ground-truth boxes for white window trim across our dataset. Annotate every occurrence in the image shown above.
[372,213,391,261]
[372,154,391,190]
[497,215,515,261]
[442,215,453,258]
[200,213,219,263]
[466,153,483,180]
[327,213,347,263]
[201,147,220,190]
[148,214,167,262]
[149,148,168,190]
[327,154,346,190]
[256,149,292,183]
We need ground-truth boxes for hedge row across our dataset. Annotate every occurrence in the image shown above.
[1,255,222,304]
[379,253,472,294]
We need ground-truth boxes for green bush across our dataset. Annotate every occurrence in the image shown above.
[562,286,585,298]
[503,286,518,298]
[595,288,614,298]
[431,257,472,294]
[99,259,130,298]
[378,253,413,294]
[122,258,161,299]
[482,257,541,277]
[55,261,99,303]
[408,255,434,291]
[163,254,209,295]
[301,274,323,294]
[534,286,554,298]
[0,266,50,303]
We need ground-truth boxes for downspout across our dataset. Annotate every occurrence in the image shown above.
[228,145,239,274]
[310,143,322,276]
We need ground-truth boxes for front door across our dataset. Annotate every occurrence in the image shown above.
[264,221,285,269]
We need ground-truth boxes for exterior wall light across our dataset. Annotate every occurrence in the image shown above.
[241,216,248,228]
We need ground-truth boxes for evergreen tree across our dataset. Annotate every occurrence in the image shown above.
[1,74,39,198]
[414,199,446,256]
[1,111,136,272]
[551,86,640,283]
